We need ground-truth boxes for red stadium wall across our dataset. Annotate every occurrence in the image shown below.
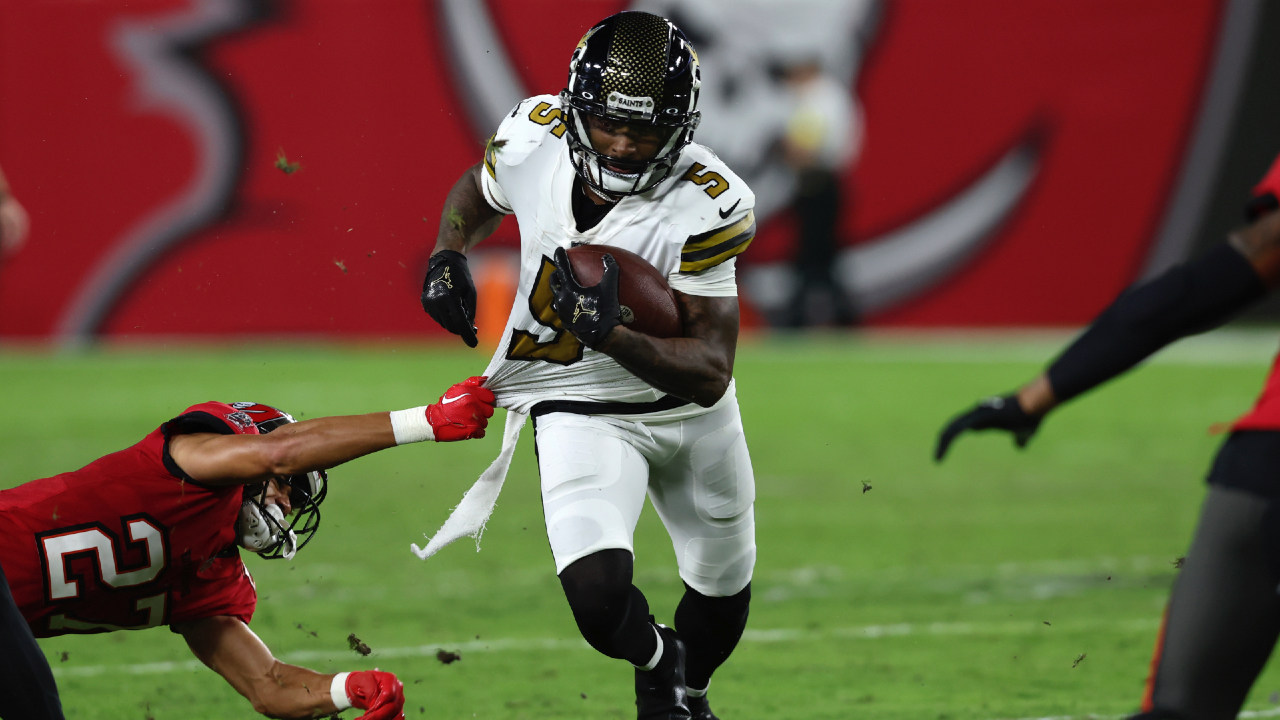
[0,0,1226,340]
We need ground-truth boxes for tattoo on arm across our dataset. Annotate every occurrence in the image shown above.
[434,163,504,255]
[445,207,466,233]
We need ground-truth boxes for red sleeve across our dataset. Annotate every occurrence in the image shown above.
[160,402,260,484]
[1233,353,1280,431]
[169,549,258,628]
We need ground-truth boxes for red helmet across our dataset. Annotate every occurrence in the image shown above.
[230,402,328,560]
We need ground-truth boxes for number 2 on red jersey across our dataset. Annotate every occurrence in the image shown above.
[37,515,169,630]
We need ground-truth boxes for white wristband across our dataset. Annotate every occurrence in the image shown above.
[330,672,352,711]
[390,407,434,444]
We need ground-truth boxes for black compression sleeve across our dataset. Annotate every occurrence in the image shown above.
[1046,243,1265,402]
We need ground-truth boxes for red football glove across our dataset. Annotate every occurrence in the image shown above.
[345,670,405,720]
[426,376,496,441]
[1247,151,1280,221]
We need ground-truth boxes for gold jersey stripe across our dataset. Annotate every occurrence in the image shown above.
[483,135,499,180]
[679,231,754,274]
[682,210,755,254]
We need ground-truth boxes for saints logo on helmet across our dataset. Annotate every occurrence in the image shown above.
[560,11,701,198]
[230,402,328,560]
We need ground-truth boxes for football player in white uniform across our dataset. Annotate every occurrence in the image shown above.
[420,11,755,720]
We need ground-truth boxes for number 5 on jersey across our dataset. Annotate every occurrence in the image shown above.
[507,256,585,365]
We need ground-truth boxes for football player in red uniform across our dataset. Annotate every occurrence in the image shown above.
[0,378,495,720]
[935,152,1280,720]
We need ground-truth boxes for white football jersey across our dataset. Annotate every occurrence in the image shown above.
[478,94,756,418]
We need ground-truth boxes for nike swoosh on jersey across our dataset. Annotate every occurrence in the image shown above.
[441,394,471,405]
[718,199,741,219]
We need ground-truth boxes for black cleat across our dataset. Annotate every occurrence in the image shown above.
[635,624,691,719]
[687,694,720,720]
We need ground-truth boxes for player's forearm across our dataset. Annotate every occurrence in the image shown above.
[179,616,338,719]
[175,414,400,484]
[598,327,733,407]
[260,413,397,476]
[226,659,337,719]
[1015,374,1058,416]
[432,164,503,255]
[1044,242,1265,404]
[245,662,339,719]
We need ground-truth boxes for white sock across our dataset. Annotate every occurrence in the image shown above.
[389,407,434,444]
[687,685,708,698]
[633,626,664,671]
[330,672,352,711]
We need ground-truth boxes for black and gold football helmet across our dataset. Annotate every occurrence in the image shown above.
[560,11,701,198]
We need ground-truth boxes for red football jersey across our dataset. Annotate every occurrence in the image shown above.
[1233,352,1280,431]
[0,402,260,637]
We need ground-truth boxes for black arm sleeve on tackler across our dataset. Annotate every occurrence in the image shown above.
[1046,243,1266,403]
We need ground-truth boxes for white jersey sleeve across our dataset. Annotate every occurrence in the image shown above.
[668,258,738,296]
[664,147,756,297]
[480,95,570,215]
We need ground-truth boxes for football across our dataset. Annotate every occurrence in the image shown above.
[565,245,683,339]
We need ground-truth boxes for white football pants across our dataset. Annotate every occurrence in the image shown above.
[534,394,756,598]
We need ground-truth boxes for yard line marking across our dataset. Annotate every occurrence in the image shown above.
[991,708,1280,720]
[48,617,1161,678]
[50,637,595,678]
[745,328,1279,367]
[55,620,1280,720]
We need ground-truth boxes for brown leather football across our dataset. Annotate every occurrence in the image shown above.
[565,245,682,339]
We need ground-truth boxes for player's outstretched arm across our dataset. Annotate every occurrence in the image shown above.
[421,163,505,347]
[935,153,1280,462]
[168,378,496,485]
[176,615,405,720]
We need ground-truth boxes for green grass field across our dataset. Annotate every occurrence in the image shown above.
[5,331,1280,720]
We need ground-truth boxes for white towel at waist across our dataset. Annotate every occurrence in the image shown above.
[410,408,527,561]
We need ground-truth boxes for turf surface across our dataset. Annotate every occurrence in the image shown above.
[4,331,1280,719]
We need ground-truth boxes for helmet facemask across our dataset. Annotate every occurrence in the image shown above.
[230,402,329,560]
[237,470,327,561]
[561,95,698,199]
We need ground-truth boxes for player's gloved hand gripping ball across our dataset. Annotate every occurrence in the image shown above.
[332,670,405,720]
[389,377,496,444]
[1247,151,1280,222]
[934,394,1043,462]
[549,246,622,349]
[421,250,479,348]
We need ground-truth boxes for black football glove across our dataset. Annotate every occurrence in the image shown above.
[421,250,478,348]
[549,247,621,349]
[934,394,1043,462]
